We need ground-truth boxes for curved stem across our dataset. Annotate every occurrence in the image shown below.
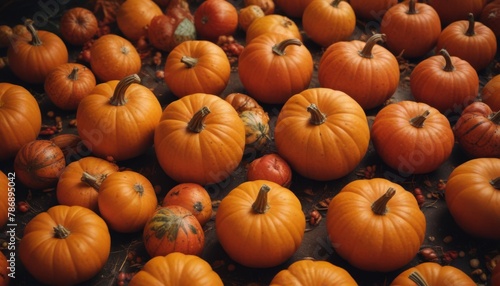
[407,0,417,15]
[53,224,71,239]
[307,104,326,125]
[272,38,302,56]
[408,271,428,286]
[109,74,140,106]
[188,106,211,133]
[359,33,386,59]
[465,13,475,36]
[24,18,42,46]
[81,172,102,190]
[134,184,145,196]
[68,67,79,81]
[489,111,500,124]
[371,188,396,215]
[491,177,500,190]
[331,0,341,8]
[439,49,455,72]
[252,184,271,214]
[409,110,430,128]
[181,56,198,68]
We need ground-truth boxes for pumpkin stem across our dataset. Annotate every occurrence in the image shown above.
[68,67,79,81]
[359,33,386,59]
[408,271,429,286]
[272,38,303,56]
[409,110,430,128]
[181,56,198,68]
[307,104,327,125]
[489,111,500,124]
[24,19,42,46]
[188,106,211,133]
[439,49,455,72]
[81,172,102,190]
[465,13,476,36]
[134,183,145,196]
[252,184,271,214]
[371,188,396,215]
[109,74,141,106]
[491,177,500,189]
[331,0,341,7]
[53,224,71,239]
[407,0,417,14]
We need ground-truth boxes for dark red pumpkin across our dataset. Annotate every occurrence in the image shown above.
[194,0,238,42]
[59,7,98,46]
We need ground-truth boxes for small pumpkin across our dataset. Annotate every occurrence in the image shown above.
[59,7,98,46]
[410,49,479,114]
[247,153,292,187]
[116,0,163,41]
[44,63,97,111]
[143,205,205,257]
[0,171,9,228]
[238,33,313,104]
[238,5,265,32]
[274,0,315,18]
[245,14,302,43]
[76,74,162,161]
[270,259,357,286]
[14,140,66,190]
[326,178,426,272]
[0,25,12,48]
[215,180,306,268]
[426,0,485,26]
[370,101,455,175]
[349,0,397,20]
[482,74,500,111]
[19,205,111,286]
[194,0,239,42]
[0,83,41,161]
[445,157,500,239]
[435,13,497,71]
[50,134,88,162]
[129,252,224,286]
[225,92,263,112]
[164,40,230,98]
[239,108,271,150]
[390,262,476,285]
[480,0,500,39]
[453,101,500,158]
[56,156,119,212]
[162,183,213,226]
[244,0,275,15]
[274,88,370,181]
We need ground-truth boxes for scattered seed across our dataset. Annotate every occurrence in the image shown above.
[443,235,453,243]
[47,111,55,118]
[470,258,480,268]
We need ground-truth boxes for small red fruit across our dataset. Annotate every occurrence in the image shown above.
[247,153,292,187]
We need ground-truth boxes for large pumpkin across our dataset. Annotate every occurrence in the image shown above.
[19,205,111,286]
[390,262,476,285]
[326,178,426,272]
[215,180,306,268]
[154,93,245,185]
[445,158,500,239]
[76,74,162,161]
[0,83,41,161]
[129,252,223,286]
[274,88,370,181]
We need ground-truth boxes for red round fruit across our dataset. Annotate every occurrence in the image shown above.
[194,0,238,42]
[247,153,292,187]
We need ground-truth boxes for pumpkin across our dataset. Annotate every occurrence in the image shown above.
[143,205,205,257]
[274,88,370,181]
[56,156,118,212]
[482,74,500,111]
[426,0,485,26]
[0,171,9,228]
[480,0,500,39]
[50,134,88,162]
[245,14,302,43]
[370,101,455,175]
[238,5,265,32]
[76,74,162,161]
[247,153,292,187]
[318,33,400,110]
[215,180,306,268]
[154,93,245,185]
[0,83,41,161]
[162,183,213,226]
[116,0,163,41]
[445,157,500,239]
[0,25,12,48]
[390,262,476,285]
[244,0,275,15]
[270,259,357,286]
[7,19,68,84]
[326,178,426,272]
[274,0,315,18]
[0,251,9,286]
[19,205,111,286]
[410,49,479,115]
[129,252,224,286]
[435,13,497,71]
[349,0,397,20]
[225,92,263,112]
[59,7,98,46]
[302,0,356,48]
[164,40,230,98]
[194,0,239,42]
[98,170,158,233]
[44,63,97,111]
[238,33,313,104]
[89,34,141,82]
[380,0,442,59]
[453,102,500,158]
[239,108,271,150]
[14,140,66,190]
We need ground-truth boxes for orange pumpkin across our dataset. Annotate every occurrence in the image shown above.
[244,0,275,15]
[318,33,400,110]
[59,7,98,46]
[0,83,41,161]
[215,180,306,268]
[194,0,239,42]
[274,88,370,181]
[238,5,265,31]
[482,74,500,111]
[116,0,163,41]
[445,158,500,239]
[349,0,397,20]
[238,33,313,104]
[154,93,245,185]
[245,14,302,43]
[326,178,426,272]
[76,74,162,161]
[426,0,485,26]
[274,0,315,18]
[0,251,9,286]
[164,40,230,98]
[0,171,9,228]
[162,183,213,226]
[390,262,476,285]
[225,92,263,112]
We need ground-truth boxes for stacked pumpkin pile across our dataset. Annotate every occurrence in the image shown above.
[0,0,499,285]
